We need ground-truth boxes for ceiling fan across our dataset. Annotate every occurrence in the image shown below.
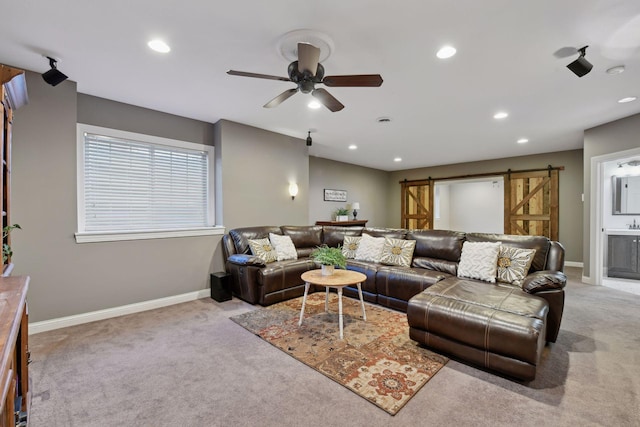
[227,43,383,112]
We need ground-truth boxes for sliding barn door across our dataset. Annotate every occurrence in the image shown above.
[401,180,433,229]
[504,169,559,240]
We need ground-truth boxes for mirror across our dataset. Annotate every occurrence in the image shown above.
[612,175,640,214]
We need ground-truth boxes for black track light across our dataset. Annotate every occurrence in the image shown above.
[306,131,312,146]
[42,56,68,86]
[566,46,593,78]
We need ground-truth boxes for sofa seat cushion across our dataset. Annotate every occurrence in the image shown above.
[346,260,382,295]
[407,278,548,366]
[258,258,316,295]
[376,266,449,303]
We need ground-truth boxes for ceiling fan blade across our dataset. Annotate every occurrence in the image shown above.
[263,88,298,108]
[297,43,321,76]
[312,88,345,112]
[227,70,291,82]
[322,74,383,87]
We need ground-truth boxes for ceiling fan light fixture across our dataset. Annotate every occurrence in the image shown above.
[308,100,321,109]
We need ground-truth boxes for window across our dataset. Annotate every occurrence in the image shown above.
[76,124,221,243]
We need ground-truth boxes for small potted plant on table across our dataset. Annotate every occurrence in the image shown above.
[335,207,350,222]
[310,245,347,276]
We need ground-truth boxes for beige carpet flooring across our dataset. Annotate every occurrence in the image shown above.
[28,267,640,426]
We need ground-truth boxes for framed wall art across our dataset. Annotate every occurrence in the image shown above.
[324,189,347,202]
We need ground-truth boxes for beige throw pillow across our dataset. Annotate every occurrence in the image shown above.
[457,241,501,283]
[247,238,277,263]
[380,238,416,267]
[342,236,361,259]
[497,246,536,285]
[268,233,298,261]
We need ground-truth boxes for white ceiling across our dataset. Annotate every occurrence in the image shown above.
[2,1,640,171]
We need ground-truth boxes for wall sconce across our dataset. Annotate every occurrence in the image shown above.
[351,202,360,219]
[289,182,299,200]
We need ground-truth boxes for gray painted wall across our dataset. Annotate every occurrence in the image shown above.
[386,149,584,263]
[214,120,309,230]
[12,72,224,322]
[309,156,390,227]
[583,113,640,277]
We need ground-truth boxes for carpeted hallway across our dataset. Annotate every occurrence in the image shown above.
[28,267,640,426]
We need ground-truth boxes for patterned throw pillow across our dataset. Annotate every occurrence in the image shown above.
[497,246,536,285]
[354,233,386,263]
[342,236,362,259]
[380,238,416,267]
[457,241,501,283]
[268,233,298,261]
[247,238,277,263]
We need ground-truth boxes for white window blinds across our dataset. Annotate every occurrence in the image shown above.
[82,132,209,232]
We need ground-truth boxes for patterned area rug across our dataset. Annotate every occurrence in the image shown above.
[230,293,448,415]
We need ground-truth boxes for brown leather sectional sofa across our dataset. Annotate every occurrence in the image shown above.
[222,225,567,381]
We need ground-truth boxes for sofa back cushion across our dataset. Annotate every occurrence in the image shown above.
[322,226,364,248]
[281,225,323,258]
[229,226,283,255]
[363,227,407,239]
[412,257,458,276]
[466,232,550,273]
[407,229,466,262]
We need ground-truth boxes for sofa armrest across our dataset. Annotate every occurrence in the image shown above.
[227,254,266,267]
[522,270,567,293]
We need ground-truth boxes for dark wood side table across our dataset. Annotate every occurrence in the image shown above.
[315,220,368,227]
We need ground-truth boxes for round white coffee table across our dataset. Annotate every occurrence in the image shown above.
[298,269,367,339]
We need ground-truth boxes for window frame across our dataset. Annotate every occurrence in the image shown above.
[75,124,223,243]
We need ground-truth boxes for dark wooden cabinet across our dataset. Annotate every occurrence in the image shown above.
[315,220,368,227]
[607,234,640,280]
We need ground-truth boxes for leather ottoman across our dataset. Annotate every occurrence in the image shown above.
[407,278,549,381]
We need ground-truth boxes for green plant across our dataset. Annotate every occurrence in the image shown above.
[335,207,350,216]
[3,224,21,263]
[310,245,347,269]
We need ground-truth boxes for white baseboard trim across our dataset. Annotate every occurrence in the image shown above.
[29,289,210,335]
[564,261,583,268]
[582,275,595,285]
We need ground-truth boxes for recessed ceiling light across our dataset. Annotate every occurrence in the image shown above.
[606,65,625,75]
[436,46,457,59]
[348,144,358,150]
[308,100,321,109]
[394,157,402,162]
[618,96,637,104]
[517,138,529,144]
[148,39,171,53]
[493,111,509,119]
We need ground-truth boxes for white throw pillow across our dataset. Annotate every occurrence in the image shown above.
[457,241,501,283]
[354,233,385,263]
[268,233,298,261]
